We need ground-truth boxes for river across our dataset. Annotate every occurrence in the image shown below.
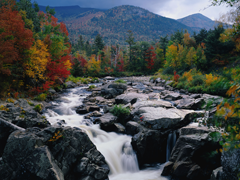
[44,84,170,180]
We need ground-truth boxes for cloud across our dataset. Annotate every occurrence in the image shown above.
[33,0,232,20]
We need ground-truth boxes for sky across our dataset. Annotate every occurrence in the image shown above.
[32,0,233,20]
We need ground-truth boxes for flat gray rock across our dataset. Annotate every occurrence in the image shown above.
[115,93,148,105]
[134,107,202,131]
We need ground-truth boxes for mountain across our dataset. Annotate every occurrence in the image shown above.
[38,5,105,21]
[177,13,218,31]
[63,5,194,44]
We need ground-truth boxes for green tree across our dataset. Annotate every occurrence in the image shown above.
[125,30,135,70]
[170,30,184,45]
[193,29,208,45]
[17,0,40,32]
[159,35,169,59]
[93,34,104,54]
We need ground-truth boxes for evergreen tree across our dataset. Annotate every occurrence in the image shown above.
[93,34,104,54]
[125,30,135,70]
[193,29,208,45]
[17,0,40,32]
[159,35,169,59]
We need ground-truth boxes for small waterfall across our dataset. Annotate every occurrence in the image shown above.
[44,86,170,180]
[166,131,176,162]
[121,142,139,172]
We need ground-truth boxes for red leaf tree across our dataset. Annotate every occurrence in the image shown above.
[145,45,156,71]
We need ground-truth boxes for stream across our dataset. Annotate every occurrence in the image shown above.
[44,84,170,180]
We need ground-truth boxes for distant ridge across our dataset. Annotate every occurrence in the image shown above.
[177,13,218,30]
[38,5,105,21]
[37,4,218,44]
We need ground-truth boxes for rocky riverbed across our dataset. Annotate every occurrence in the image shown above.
[0,76,239,180]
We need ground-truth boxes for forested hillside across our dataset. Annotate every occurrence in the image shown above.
[66,5,194,44]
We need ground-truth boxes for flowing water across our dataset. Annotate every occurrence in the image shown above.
[44,85,170,180]
[166,131,176,162]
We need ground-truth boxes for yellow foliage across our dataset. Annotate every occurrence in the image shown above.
[166,44,178,68]
[25,40,49,81]
[182,69,193,82]
[0,105,9,111]
[186,47,197,67]
[87,55,101,75]
[219,28,234,42]
[205,73,218,86]
[64,60,72,70]
[48,131,63,142]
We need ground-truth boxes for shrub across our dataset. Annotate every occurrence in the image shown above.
[162,66,174,75]
[34,93,47,101]
[27,101,34,106]
[34,104,43,113]
[114,79,126,84]
[192,74,205,86]
[66,75,81,83]
[0,105,9,111]
[91,77,99,83]
[6,98,15,103]
[88,85,96,90]
[110,104,130,125]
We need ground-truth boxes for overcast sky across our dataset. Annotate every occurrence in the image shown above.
[32,0,233,20]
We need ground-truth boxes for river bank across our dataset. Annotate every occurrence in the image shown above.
[0,76,239,180]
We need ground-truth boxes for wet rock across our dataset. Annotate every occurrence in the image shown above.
[1,126,109,180]
[65,81,77,88]
[115,93,148,105]
[112,123,126,133]
[131,129,168,166]
[125,121,148,136]
[161,161,174,176]
[163,125,221,180]
[87,106,100,112]
[76,106,88,114]
[99,113,118,132]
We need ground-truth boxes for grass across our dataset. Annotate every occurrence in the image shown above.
[34,93,47,101]
[153,68,233,97]
[110,104,130,125]
[114,79,127,84]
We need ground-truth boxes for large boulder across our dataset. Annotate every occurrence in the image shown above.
[115,93,148,105]
[162,126,221,180]
[101,83,127,99]
[65,81,78,88]
[131,129,168,166]
[161,92,182,101]
[0,126,109,180]
[219,148,240,180]
[132,107,203,131]
[177,98,205,110]
[131,100,173,115]
[0,102,50,129]
[125,121,148,136]
[99,113,118,132]
[0,118,25,156]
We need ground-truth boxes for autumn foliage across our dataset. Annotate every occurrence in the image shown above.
[0,1,72,97]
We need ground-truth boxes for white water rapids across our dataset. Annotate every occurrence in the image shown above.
[44,85,169,180]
